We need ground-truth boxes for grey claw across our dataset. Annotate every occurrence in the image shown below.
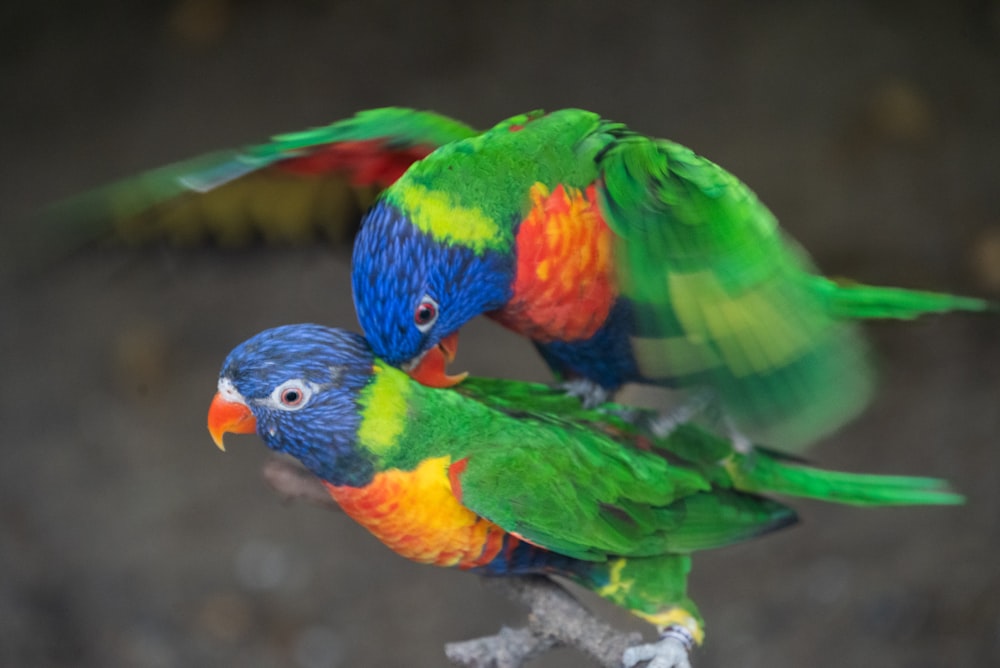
[621,637,691,668]
[560,378,611,409]
[621,625,694,668]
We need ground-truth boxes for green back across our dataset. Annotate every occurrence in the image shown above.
[459,377,963,505]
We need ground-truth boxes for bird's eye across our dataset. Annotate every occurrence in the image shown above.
[281,388,303,405]
[271,380,312,411]
[414,295,439,333]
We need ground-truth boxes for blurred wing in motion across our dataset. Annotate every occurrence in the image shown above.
[596,133,876,448]
[24,107,478,265]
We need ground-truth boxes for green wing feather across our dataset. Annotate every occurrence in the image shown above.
[596,134,875,447]
[451,426,796,560]
[24,107,477,267]
[455,377,964,511]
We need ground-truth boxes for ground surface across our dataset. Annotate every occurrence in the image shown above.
[2,1,999,666]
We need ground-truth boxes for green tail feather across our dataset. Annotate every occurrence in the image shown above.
[728,450,965,507]
[650,424,963,507]
[814,277,994,319]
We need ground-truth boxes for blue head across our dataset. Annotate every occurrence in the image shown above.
[351,199,514,376]
[209,324,377,487]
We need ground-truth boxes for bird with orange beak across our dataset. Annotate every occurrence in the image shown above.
[206,323,964,668]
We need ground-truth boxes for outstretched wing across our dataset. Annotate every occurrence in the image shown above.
[596,134,874,448]
[448,418,796,561]
[26,107,478,264]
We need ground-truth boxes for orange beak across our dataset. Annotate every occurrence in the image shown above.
[207,392,257,451]
[407,332,468,388]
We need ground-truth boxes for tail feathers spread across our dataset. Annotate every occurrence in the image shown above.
[732,452,965,507]
[815,277,994,320]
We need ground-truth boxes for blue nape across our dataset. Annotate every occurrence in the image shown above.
[351,200,514,366]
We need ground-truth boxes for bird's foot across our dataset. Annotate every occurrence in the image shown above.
[646,392,713,439]
[560,378,611,409]
[724,418,753,454]
[622,625,694,668]
[647,393,755,454]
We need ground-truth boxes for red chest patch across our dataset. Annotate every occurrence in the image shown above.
[493,183,617,343]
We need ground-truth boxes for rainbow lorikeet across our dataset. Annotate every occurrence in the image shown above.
[207,323,962,668]
[37,106,989,448]
[347,108,991,449]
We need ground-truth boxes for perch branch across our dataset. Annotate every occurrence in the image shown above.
[261,455,642,667]
[261,455,340,509]
[446,575,641,668]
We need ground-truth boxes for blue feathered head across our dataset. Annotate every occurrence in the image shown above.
[351,199,514,371]
[209,324,377,487]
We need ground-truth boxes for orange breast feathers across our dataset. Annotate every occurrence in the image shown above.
[494,183,617,343]
[324,456,507,569]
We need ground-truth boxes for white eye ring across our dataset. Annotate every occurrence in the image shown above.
[270,379,313,411]
[414,294,439,333]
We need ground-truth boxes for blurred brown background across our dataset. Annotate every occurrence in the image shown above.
[2,1,999,666]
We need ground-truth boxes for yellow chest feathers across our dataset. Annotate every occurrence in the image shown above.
[324,456,506,569]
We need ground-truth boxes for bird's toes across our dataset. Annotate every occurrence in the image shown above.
[559,378,610,408]
[621,626,694,668]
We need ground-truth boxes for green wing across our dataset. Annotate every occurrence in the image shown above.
[596,134,874,448]
[25,108,477,265]
[456,375,962,512]
[449,414,796,561]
